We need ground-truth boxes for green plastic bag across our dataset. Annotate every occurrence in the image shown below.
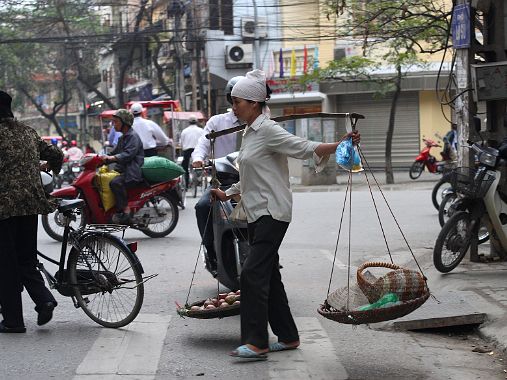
[141,156,185,183]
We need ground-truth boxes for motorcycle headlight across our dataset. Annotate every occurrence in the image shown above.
[479,152,496,166]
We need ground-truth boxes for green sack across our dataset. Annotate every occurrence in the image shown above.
[141,156,185,183]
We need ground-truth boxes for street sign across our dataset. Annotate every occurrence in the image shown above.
[451,4,471,49]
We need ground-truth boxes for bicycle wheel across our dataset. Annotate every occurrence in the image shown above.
[433,211,473,273]
[68,234,144,328]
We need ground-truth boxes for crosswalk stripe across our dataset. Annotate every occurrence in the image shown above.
[320,249,357,271]
[74,314,171,379]
[268,317,348,379]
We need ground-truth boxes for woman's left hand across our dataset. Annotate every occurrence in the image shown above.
[346,131,361,145]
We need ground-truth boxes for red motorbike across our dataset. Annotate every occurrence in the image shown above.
[42,154,181,241]
[409,137,452,180]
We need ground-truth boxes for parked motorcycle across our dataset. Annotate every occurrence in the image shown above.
[409,137,452,180]
[42,154,182,241]
[433,140,507,273]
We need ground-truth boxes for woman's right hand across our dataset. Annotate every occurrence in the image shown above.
[210,188,228,202]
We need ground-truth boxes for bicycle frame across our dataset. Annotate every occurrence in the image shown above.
[37,204,144,300]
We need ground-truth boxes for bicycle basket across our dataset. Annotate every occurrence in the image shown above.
[450,167,495,198]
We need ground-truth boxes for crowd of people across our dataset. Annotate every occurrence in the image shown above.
[0,71,362,365]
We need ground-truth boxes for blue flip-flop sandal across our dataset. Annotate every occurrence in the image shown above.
[229,345,268,360]
[269,342,299,352]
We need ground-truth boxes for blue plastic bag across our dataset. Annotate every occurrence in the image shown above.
[336,137,363,172]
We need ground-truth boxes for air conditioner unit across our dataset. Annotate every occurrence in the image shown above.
[225,44,253,68]
[241,17,267,39]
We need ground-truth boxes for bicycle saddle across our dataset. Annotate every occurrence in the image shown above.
[58,199,85,213]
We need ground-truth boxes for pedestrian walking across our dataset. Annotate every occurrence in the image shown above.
[0,90,64,333]
[179,114,203,189]
[211,70,360,359]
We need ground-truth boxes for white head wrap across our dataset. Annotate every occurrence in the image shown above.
[231,69,271,117]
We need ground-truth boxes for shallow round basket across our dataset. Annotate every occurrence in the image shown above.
[317,290,430,325]
[177,299,240,319]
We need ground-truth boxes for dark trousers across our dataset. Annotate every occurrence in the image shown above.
[109,175,140,212]
[144,148,158,157]
[241,215,299,349]
[0,215,56,327]
[181,148,194,189]
[195,188,216,262]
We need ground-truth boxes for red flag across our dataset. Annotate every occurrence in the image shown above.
[303,45,308,74]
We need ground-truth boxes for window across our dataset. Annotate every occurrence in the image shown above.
[209,0,233,35]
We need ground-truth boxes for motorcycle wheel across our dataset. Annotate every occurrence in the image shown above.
[409,161,425,180]
[433,211,473,273]
[41,198,87,242]
[432,175,452,210]
[438,193,458,227]
[140,194,179,238]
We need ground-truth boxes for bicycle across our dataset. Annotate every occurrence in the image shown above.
[189,165,209,198]
[37,198,154,328]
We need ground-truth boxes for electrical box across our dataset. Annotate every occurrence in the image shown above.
[471,61,507,102]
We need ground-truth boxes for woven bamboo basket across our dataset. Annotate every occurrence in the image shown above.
[357,261,428,304]
[317,290,430,325]
[176,299,240,319]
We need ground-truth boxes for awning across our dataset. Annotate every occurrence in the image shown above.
[268,91,327,104]
[163,111,205,124]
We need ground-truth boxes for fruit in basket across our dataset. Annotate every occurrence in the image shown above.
[219,293,228,300]
[225,295,236,305]
[205,304,216,310]
[220,302,229,308]
[233,300,240,305]
[190,306,201,311]
[235,290,241,295]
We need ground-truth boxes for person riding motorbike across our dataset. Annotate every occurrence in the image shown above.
[130,102,172,157]
[66,140,84,161]
[192,76,244,276]
[103,109,144,224]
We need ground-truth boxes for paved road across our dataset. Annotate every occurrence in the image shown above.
[1,180,506,379]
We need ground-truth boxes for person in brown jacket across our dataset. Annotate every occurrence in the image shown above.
[0,90,64,333]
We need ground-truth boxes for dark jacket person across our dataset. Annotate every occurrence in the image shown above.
[103,109,144,224]
[0,90,64,332]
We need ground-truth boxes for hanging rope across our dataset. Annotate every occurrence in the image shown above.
[357,146,427,279]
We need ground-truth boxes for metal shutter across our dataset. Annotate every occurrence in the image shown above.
[335,92,420,169]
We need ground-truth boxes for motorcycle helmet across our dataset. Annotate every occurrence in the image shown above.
[113,109,134,127]
[130,102,144,115]
[70,140,77,147]
[50,138,58,145]
[225,76,245,104]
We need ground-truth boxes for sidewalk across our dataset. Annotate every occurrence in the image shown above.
[291,169,507,354]
[291,169,441,192]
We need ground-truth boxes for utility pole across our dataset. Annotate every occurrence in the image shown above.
[252,0,261,69]
[475,0,507,258]
[453,0,475,170]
